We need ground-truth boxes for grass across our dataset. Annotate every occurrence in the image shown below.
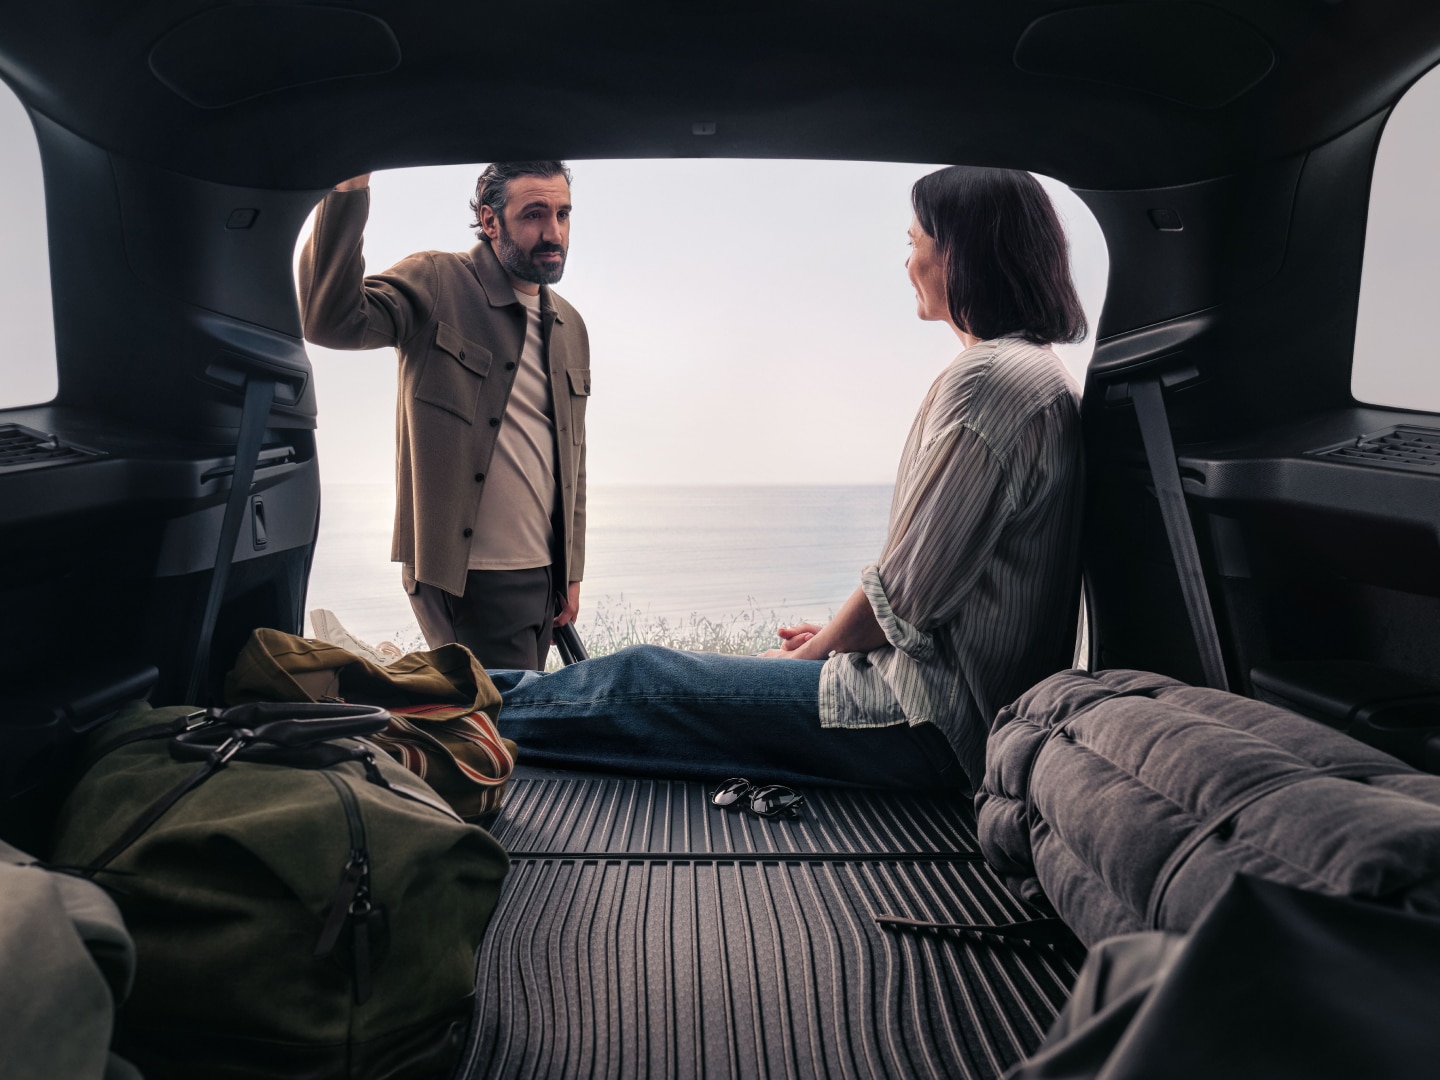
[577,595,818,657]
[385,595,828,670]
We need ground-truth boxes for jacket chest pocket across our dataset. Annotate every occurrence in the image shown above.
[566,367,591,444]
[415,322,493,424]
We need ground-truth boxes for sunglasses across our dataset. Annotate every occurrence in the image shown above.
[710,777,806,818]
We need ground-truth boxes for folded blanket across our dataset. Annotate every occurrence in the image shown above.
[975,669,1440,945]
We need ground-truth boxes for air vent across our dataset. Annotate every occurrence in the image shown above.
[1310,426,1440,475]
[0,424,105,475]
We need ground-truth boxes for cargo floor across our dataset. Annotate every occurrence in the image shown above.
[456,768,1085,1079]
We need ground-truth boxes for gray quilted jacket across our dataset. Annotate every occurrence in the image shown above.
[976,669,1440,945]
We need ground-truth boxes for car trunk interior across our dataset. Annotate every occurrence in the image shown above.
[460,769,1085,1077]
[3,2,1440,1076]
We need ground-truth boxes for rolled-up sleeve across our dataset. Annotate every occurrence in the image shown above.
[869,423,1014,647]
[861,561,935,660]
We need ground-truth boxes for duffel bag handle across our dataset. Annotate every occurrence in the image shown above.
[174,702,390,754]
[79,703,391,880]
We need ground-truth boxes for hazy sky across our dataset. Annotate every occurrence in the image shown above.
[0,84,55,408]
[299,160,1108,485]
[1353,62,1440,410]
[6,63,1435,481]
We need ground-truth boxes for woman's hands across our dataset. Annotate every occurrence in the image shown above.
[757,587,889,660]
[759,622,824,659]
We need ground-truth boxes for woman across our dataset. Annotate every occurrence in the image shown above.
[489,166,1088,794]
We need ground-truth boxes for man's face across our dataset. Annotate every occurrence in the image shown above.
[481,175,571,288]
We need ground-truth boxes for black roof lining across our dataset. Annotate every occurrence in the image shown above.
[1,1,1438,190]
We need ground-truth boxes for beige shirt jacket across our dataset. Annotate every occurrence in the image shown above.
[297,188,589,599]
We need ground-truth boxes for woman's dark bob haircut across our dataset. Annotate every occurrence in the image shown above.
[911,166,1087,345]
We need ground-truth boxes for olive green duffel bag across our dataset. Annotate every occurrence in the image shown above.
[51,700,510,1080]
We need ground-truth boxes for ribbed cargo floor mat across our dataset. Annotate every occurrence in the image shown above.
[458,770,1084,1079]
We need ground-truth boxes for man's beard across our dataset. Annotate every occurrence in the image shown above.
[495,223,566,286]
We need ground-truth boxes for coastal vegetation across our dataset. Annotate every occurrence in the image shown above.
[389,595,823,669]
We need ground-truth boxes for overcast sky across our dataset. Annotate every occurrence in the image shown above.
[1354,63,1440,408]
[298,160,1108,485]
[4,62,1437,483]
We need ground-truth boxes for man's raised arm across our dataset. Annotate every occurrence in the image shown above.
[297,173,438,351]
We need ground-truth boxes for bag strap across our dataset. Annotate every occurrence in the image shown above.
[184,375,277,704]
[78,703,392,879]
[1144,760,1381,928]
[76,712,207,777]
[170,702,390,758]
[380,708,514,789]
[1130,377,1229,691]
[81,730,254,878]
[554,621,589,665]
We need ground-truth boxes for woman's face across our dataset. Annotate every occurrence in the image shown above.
[906,214,948,324]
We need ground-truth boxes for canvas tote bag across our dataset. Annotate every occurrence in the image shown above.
[225,628,516,817]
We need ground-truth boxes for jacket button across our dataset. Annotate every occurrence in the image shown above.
[505,362,516,371]
[463,528,473,538]
[474,472,484,482]
[459,350,466,360]
[489,417,500,427]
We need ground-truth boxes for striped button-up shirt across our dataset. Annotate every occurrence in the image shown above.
[818,336,1084,791]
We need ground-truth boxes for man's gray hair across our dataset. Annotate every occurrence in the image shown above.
[469,161,572,237]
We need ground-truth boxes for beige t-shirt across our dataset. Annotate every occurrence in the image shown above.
[467,289,558,570]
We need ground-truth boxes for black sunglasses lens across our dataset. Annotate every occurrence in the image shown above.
[748,784,804,817]
[711,777,753,808]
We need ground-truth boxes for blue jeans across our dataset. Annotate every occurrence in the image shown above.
[489,645,962,790]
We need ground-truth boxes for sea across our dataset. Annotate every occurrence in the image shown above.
[305,484,894,651]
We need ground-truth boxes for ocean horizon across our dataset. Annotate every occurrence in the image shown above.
[305,482,895,652]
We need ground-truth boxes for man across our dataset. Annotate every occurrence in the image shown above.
[299,162,588,670]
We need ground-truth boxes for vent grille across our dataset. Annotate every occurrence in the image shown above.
[0,424,105,475]
[1310,425,1440,475]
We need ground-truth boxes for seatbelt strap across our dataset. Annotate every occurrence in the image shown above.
[1129,377,1229,691]
[184,377,276,703]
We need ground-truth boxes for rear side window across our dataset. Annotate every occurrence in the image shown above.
[1353,63,1440,412]
[0,80,56,408]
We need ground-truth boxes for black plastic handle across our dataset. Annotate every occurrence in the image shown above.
[174,702,390,754]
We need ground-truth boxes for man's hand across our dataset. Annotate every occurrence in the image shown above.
[553,581,581,628]
[334,173,371,192]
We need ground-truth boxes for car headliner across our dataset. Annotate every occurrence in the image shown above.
[1,1,1439,191]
